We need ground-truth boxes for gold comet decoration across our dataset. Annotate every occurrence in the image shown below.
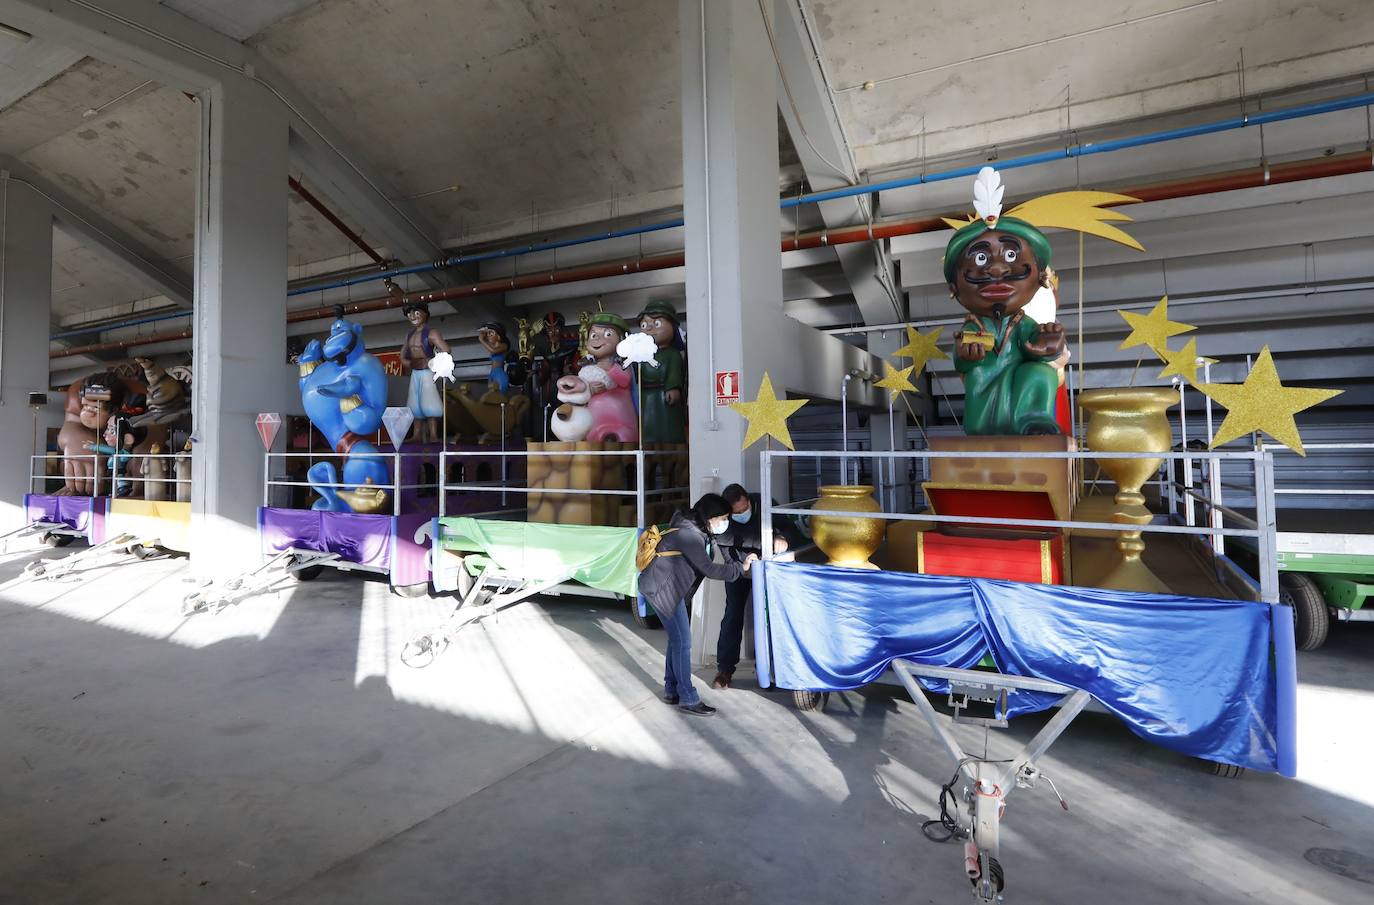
[941,191,1144,251]
[1198,346,1342,456]
[729,373,809,451]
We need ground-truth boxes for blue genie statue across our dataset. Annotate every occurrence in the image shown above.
[298,310,391,512]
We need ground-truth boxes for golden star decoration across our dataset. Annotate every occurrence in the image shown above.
[1156,337,1217,388]
[729,372,809,451]
[1198,346,1342,456]
[873,360,918,401]
[1119,296,1195,355]
[893,325,949,375]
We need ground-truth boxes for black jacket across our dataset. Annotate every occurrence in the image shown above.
[718,493,808,570]
[639,511,743,619]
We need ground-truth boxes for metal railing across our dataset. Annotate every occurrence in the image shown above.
[758,447,1279,603]
[261,450,446,517]
[30,452,192,501]
[439,448,689,531]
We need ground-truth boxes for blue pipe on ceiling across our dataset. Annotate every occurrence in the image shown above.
[53,88,1374,342]
[51,309,190,340]
[787,89,1374,208]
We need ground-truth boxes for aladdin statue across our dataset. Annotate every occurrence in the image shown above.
[635,301,686,443]
[579,312,638,443]
[401,301,451,444]
[947,169,1065,436]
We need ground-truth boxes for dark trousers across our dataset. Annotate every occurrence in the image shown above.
[716,576,752,675]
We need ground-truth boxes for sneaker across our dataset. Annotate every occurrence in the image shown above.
[662,694,679,705]
[711,673,733,690]
[679,701,716,716]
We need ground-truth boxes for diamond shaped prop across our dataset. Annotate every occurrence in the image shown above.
[383,407,415,449]
[255,412,282,451]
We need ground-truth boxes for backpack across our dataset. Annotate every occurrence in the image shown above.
[636,525,680,572]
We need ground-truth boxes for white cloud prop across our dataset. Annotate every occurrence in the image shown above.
[616,332,659,368]
[428,351,456,382]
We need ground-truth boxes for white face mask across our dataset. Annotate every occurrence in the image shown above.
[709,519,729,535]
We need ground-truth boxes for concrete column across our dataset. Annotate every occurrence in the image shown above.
[190,82,293,573]
[681,0,783,495]
[681,0,784,669]
[0,177,52,530]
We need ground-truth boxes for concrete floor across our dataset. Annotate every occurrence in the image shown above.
[1,544,1372,905]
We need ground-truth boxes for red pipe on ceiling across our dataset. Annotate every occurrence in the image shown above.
[288,175,387,267]
[50,149,1374,360]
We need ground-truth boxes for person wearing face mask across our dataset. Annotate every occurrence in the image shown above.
[638,493,758,716]
[712,484,809,690]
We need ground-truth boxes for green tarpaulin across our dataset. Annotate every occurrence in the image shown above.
[436,518,639,597]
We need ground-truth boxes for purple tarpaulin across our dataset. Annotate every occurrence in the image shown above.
[24,494,107,543]
[258,507,431,589]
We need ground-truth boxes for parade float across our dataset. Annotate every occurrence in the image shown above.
[11,360,194,578]
[732,167,1328,903]
[181,299,688,627]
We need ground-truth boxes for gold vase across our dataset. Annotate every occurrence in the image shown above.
[811,485,886,569]
[1078,387,1178,594]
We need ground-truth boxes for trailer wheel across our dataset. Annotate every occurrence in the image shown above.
[1210,761,1246,779]
[629,597,661,629]
[291,565,325,582]
[792,690,829,711]
[1279,573,1329,651]
[392,582,429,599]
[41,532,74,548]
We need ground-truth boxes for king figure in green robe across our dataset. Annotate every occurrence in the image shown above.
[946,215,1065,436]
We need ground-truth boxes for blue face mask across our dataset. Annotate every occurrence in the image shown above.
[731,509,751,524]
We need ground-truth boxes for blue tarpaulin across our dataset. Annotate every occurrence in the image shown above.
[753,561,1296,775]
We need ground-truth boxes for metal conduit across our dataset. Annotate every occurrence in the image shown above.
[49,147,1374,358]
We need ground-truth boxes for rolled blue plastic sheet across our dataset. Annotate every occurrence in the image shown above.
[754,560,1292,774]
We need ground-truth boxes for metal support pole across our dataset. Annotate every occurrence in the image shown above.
[1256,451,1279,603]
[262,452,270,508]
[393,451,401,517]
[543,403,551,443]
[635,450,646,532]
[500,403,508,507]
[760,447,773,563]
[887,392,897,512]
[439,451,446,519]
[1179,377,1195,527]
[840,373,852,485]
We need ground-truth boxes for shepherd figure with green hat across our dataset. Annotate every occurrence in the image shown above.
[636,300,687,443]
[946,167,1066,435]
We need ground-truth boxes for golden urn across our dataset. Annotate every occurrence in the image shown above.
[1078,387,1178,593]
[811,484,886,569]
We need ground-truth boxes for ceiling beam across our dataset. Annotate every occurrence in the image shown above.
[0,0,446,289]
[3,154,192,307]
[770,0,903,328]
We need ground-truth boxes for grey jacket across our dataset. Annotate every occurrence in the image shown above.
[638,511,744,619]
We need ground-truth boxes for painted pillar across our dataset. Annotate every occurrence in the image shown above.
[681,0,784,668]
[190,81,293,573]
[0,176,52,530]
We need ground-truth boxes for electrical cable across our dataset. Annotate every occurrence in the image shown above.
[921,761,969,843]
[759,0,855,185]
